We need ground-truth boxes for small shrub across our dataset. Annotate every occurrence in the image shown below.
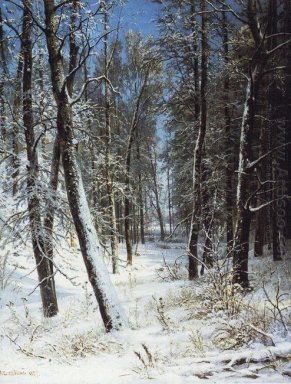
[188,329,206,356]
[0,251,16,290]
[55,330,99,359]
[133,344,160,379]
[212,308,273,350]
[262,281,290,334]
[153,296,172,332]
[156,255,187,281]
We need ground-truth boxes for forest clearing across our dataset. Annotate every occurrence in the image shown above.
[1,239,291,383]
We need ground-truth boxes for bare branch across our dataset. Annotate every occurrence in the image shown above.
[70,76,118,106]
[246,141,291,171]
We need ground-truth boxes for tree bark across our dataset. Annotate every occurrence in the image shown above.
[124,66,150,264]
[283,0,291,239]
[103,1,119,273]
[254,117,267,257]
[11,50,24,196]
[23,0,58,317]
[222,7,234,254]
[149,150,165,241]
[0,7,7,143]
[269,0,287,260]
[188,0,208,279]
[43,136,61,274]
[43,0,127,331]
[232,0,270,287]
[232,76,257,287]
[137,140,145,244]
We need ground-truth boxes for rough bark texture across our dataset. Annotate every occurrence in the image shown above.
[232,0,270,287]
[232,77,257,288]
[222,8,234,254]
[201,160,213,275]
[188,0,208,280]
[11,50,24,196]
[284,0,291,239]
[269,0,286,260]
[43,136,61,274]
[43,0,127,331]
[0,7,7,142]
[150,151,165,242]
[137,140,145,244]
[23,0,58,317]
[254,117,267,257]
[103,2,119,273]
[43,0,77,283]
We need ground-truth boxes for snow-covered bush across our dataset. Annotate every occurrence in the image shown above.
[155,255,188,281]
[152,296,173,332]
[0,251,15,290]
[212,312,273,350]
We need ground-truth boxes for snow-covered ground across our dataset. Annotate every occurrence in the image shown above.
[1,240,291,383]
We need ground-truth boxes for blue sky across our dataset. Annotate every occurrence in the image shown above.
[115,0,161,36]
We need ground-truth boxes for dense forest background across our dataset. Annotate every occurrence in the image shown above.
[0,0,290,332]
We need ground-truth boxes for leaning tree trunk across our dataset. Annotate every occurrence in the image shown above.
[43,0,78,282]
[43,0,127,331]
[22,0,58,317]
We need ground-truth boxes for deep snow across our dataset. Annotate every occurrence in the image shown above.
[1,240,291,383]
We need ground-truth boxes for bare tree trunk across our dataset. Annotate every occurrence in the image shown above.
[268,0,286,261]
[124,66,150,264]
[254,117,267,257]
[139,182,145,244]
[103,1,118,273]
[0,7,7,143]
[11,50,23,196]
[232,0,269,287]
[284,0,291,239]
[43,0,78,281]
[232,76,257,287]
[43,0,127,331]
[222,7,234,254]
[166,160,172,237]
[43,137,61,274]
[23,0,58,317]
[188,0,208,279]
[124,164,133,265]
[201,159,213,274]
[149,150,165,241]
[137,140,145,244]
